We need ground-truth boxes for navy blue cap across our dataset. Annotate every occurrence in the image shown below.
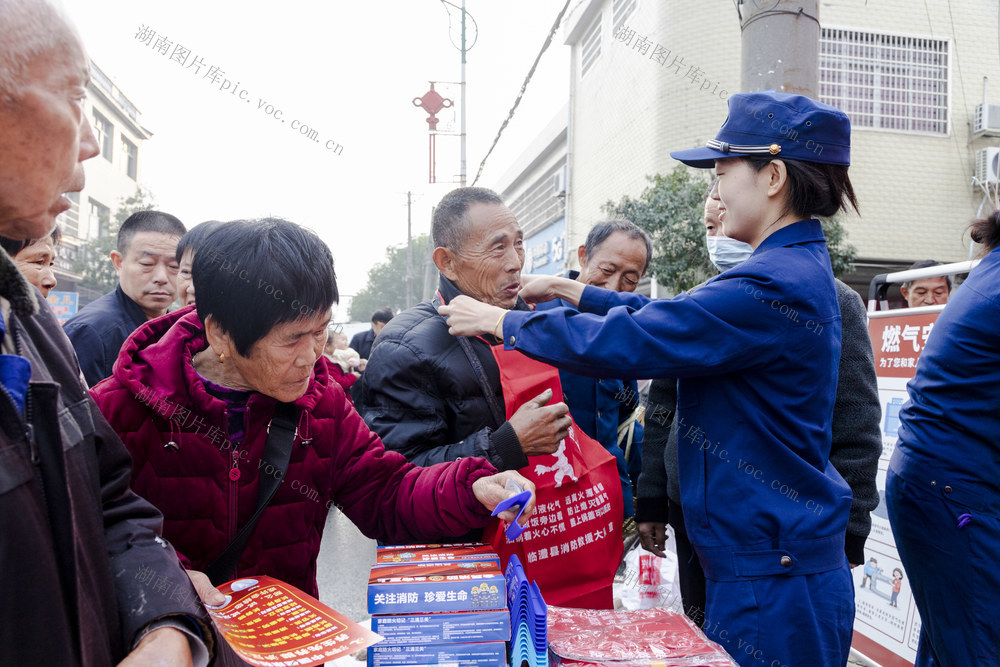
[670,91,851,168]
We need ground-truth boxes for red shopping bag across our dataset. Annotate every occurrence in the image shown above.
[484,345,624,609]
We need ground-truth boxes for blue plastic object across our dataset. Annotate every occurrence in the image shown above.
[491,481,533,541]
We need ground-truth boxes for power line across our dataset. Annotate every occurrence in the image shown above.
[945,0,972,186]
[471,0,573,186]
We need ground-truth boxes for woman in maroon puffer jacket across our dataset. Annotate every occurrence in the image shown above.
[90,217,533,608]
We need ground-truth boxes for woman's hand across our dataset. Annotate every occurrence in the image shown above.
[518,275,585,307]
[437,296,506,338]
[472,471,536,526]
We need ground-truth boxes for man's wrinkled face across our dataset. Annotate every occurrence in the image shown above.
[0,38,99,239]
[446,202,524,308]
[901,276,950,308]
[577,231,647,293]
[113,231,181,319]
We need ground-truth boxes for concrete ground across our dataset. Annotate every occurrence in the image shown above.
[316,507,376,622]
[315,508,376,666]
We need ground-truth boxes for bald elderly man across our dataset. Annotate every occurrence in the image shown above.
[0,1,212,664]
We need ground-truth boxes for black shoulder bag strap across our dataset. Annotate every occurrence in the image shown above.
[456,336,506,425]
[205,401,299,585]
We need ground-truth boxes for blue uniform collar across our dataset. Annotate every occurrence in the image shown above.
[754,219,826,254]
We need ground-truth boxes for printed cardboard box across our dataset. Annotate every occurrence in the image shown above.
[368,561,505,614]
[367,641,505,667]
[375,543,500,566]
[371,609,510,645]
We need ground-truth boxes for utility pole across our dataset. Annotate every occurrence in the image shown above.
[423,205,437,301]
[406,191,413,309]
[739,1,820,97]
[460,0,467,186]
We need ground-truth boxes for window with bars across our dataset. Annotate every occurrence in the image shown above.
[820,27,949,136]
[93,109,114,160]
[89,198,111,237]
[581,13,602,77]
[58,192,80,238]
[612,0,637,33]
[507,162,567,238]
[121,136,138,180]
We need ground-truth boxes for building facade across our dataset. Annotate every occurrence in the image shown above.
[495,107,569,276]
[55,60,151,307]
[542,0,1000,292]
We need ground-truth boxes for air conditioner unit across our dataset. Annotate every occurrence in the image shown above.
[974,103,1000,136]
[975,147,1000,184]
[552,167,567,198]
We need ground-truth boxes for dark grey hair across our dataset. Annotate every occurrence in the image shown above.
[902,259,952,291]
[583,220,652,274]
[432,187,505,252]
[193,217,338,356]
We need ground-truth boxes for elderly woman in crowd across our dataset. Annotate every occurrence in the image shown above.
[90,218,532,614]
[0,225,61,297]
[175,219,224,308]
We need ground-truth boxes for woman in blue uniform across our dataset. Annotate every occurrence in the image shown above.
[440,91,859,667]
[886,212,1000,666]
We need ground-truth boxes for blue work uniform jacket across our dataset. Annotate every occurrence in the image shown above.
[536,281,644,519]
[502,220,852,581]
[893,245,1000,513]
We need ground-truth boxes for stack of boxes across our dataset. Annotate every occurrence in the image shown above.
[367,544,510,667]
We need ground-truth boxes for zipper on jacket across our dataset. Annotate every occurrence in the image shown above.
[3,321,37,463]
[229,446,239,549]
[219,402,240,574]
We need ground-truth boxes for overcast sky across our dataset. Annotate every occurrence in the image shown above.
[66,0,571,305]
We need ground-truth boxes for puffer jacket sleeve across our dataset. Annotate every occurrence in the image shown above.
[330,387,497,543]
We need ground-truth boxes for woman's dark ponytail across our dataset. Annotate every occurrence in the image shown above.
[969,210,1000,255]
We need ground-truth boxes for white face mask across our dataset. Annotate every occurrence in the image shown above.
[706,235,754,272]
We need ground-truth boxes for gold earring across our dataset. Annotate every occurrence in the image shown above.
[219,352,226,364]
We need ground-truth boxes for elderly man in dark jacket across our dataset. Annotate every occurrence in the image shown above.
[0,1,212,663]
[363,187,572,474]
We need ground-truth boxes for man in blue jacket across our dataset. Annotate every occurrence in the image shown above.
[536,220,650,518]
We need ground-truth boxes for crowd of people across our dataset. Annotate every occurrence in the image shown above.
[1,1,997,666]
